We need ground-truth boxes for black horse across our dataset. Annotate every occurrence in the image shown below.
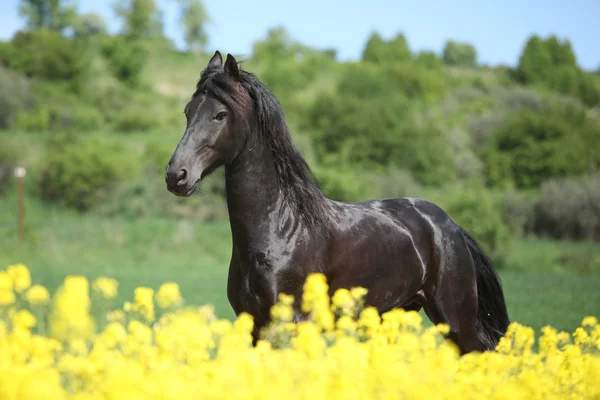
[165,51,510,354]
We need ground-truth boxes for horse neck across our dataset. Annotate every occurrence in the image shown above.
[224,128,294,252]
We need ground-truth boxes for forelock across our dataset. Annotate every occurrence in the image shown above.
[193,68,252,118]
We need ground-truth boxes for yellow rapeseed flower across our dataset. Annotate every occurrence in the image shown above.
[155,282,183,309]
[92,277,119,300]
[0,268,599,400]
[131,287,155,322]
[0,270,15,305]
[7,263,31,293]
[14,309,37,329]
[26,284,50,305]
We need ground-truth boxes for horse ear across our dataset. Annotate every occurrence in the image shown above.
[208,50,222,68]
[224,53,240,79]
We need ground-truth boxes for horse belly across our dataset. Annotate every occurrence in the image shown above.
[327,234,426,313]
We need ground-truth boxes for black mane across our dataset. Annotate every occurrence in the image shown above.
[194,65,329,231]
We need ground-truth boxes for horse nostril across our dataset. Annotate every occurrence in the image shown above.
[178,169,188,183]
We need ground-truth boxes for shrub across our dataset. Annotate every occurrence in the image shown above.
[100,35,148,87]
[13,106,51,131]
[501,191,538,235]
[0,66,34,129]
[3,29,90,90]
[112,107,162,133]
[480,103,598,189]
[313,163,376,202]
[371,166,420,199]
[39,135,132,211]
[0,141,18,196]
[533,174,600,241]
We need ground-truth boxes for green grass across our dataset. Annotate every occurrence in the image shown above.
[1,194,599,334]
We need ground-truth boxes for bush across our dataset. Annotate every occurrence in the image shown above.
[3,29,90,90]
[313,163,376,202]
[112,107,162,133]
[39,135,133,211]
[533,175,600,241]
[480,103,598,189]
[100,35,148,87]
[0,141,18,196]
[0,66,34,129]
[371,166,420,199]
[501,191,538,235]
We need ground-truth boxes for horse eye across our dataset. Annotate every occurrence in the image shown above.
[215,111,228,121]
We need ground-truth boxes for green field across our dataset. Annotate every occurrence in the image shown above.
[1,192,598,334]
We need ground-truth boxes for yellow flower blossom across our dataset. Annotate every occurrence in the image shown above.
[7,263,31,293]
[14,309,36,329]
[0,268,598,400]
[155,282,183,309]
[26,284,50,305]
[92,277,118,300]
[0,270,15,305]
[331,288,353,315]
[132,287,155,322]
[350,287,368,300]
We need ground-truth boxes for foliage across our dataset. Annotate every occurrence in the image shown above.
[73,12,107,38]
[176,0,210,53]
[0,66,34,129]
[249,26,338,115]
[516,34,597,106]
[533,174,600,241]
[442,40,478,67]
[114,0,163,40]
[0,29,90,90]
[0,265,599,399]
[18,0,77,33]
[306,61,453,186]
[0,142,18,196]
[38,135,133,211]
[480,101,599,189]
[0,4,599,249]
[362,31,412,64]
[100,35,148,87]
[500,191,538,235]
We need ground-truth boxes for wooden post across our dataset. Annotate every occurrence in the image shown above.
[15,166,26,246]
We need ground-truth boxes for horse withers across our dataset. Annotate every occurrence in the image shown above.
[165,51,510,354]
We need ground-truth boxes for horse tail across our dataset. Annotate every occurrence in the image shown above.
[459,226,510,350]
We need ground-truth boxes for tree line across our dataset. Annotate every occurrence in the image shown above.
[1,0,600,260]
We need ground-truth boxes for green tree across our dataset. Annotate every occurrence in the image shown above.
[176,0,210,53]
[249,27,336,114]
[101,35,148,87]
[516,34,581,98]
[19,0,77,33]
[481,104,597,189]
[516,35,553,85]
[73,12,107,38]
[362,31,411,64]
[3,29,89,87]
[114,0,163,40]
[414,50,444,70]
[307,63,455,185]
[578,72,600,107]
[442,40,477,67]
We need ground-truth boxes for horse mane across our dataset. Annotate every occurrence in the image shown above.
[194,64,329,231]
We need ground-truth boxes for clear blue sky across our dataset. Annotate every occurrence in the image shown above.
[1,0,599,70]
